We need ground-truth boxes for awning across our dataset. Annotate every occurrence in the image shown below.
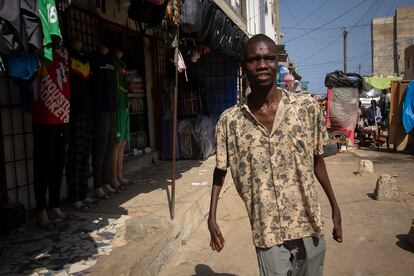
[276,45,287,62]
[213,0,248,36]
[364,76,403,89]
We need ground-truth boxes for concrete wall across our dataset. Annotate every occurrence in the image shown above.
[263,0,275,41]
[372,6,414,77]
[143,37,156,150]
[395,6,414,76]
[405,45,414,80]
[246,0,278,40]
[372,16,394,76]
[272,0,281,44]
[246,0,260,36]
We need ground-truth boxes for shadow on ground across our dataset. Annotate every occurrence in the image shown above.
[0,158,206,275]
[192,264,237,276]
[395,234,414,254]
[87,158,204,217]
[0,213,123,275]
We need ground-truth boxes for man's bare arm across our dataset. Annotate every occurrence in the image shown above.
[314,155,343,243]
[208,168,227,252]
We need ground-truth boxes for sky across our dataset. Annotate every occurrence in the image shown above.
[279,0,414,93]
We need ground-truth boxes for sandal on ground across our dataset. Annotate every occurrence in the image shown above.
[95,193,110,199]
[110,186,120,194]
[51,213,74,222]
[72,203,90,212]
[119,178,132,185]
[37,221,56,230]
[83,197,100,204]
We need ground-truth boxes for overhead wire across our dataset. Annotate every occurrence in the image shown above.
[297,53,369,68]
[282,24,371,31]
[282,0,331,47]
[373,47,393,72]
[295,36,342,62]
[284,0,371,43]
[295,0,330,25]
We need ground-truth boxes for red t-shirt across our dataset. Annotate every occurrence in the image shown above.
[32,47,70,124]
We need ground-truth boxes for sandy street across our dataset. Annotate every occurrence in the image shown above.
[159,150,414,276]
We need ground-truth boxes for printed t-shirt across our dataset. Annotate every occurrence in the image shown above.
[37,0,62,63]
[69,48,92,115]
[32,46,70,124]
[89,51,116,112]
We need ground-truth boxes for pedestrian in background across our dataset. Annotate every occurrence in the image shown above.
[208,34,342,276]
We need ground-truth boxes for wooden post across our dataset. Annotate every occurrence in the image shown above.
[171,32,179,220]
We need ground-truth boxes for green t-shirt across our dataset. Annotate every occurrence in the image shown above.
[113,57,129,110]
[37,0,62,63]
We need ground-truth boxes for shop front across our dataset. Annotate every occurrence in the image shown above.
[0,0,249,214]
[0,2,153,210]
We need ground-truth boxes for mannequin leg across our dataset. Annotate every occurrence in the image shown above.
[81,115,94,203]
[103,112,116,194]
[33,124,54,227]
[93,112,111,198]
[111,142,122,189]
[117,141,129,184]
[68,115,92,210]
[67,116,83,208]
[49,124,71,220]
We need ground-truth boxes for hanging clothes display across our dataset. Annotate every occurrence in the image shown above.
[0,0,42,55]
[7,55,40,79]
[32,46,70,124]
[37,0,63,63]
[31,46,70,215]
[402,80,414,134]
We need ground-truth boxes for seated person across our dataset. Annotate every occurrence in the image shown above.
[366,99,382,126]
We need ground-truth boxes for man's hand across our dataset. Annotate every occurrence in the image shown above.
[208,219,225,252]
[332,208,342,243]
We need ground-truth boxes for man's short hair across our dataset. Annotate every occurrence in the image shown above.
[243,34,277,60]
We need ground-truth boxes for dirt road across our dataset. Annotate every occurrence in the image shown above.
[159,150,414,276]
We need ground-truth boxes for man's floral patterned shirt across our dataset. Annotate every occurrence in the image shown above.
[215,89,329,248]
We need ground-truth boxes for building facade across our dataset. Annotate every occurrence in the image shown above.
[372,6,414,77]
[246,0,281,42]
[405,45,414,80]
[0,0,252,210]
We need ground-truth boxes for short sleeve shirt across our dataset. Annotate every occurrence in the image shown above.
[215,89,329,248]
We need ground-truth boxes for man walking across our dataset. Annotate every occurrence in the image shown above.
[208,34,342,276]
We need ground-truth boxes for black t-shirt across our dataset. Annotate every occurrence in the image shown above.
[89,50,117,112]
[68,48,93,115]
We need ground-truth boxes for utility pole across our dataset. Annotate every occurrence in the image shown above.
[394,40,400,76]
[358,64,362,75]
[342,27,348,73]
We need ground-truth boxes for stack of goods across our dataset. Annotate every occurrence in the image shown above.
[178,115,216,159]
[325,71,363,144]
[127,70,144,93]
[126,69,148,150]
[177,84,204,117]
[129,97,146,113]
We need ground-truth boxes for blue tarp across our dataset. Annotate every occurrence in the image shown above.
[402,80,414,134]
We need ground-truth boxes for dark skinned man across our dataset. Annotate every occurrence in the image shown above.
[208,34,342,276]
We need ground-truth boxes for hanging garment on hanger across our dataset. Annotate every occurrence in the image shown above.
[7,54,40,79]
[0,0,42,55]
[32,46,70,124]
[37,0,62,63]
[177,50,188,81]
[402,81,414,134]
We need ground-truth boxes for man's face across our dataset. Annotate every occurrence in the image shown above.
[244,41,278,90]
